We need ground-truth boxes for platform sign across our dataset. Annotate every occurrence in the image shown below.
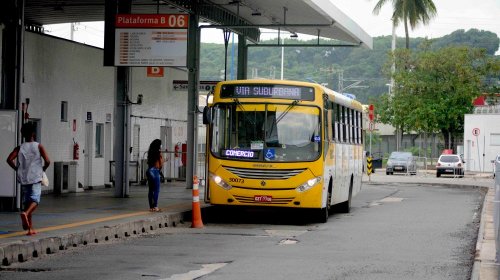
[114,14,189,67]
[173,80,218,92]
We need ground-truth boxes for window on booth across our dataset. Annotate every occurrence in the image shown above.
[95,123,104,158]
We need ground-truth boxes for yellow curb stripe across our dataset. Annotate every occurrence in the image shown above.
[0,202,190,239]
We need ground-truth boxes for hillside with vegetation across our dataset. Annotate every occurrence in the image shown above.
[200,29,499,104]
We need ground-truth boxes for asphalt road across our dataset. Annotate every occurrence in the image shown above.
[0,182,484,280]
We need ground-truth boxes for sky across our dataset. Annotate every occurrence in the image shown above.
[44,0,500,53]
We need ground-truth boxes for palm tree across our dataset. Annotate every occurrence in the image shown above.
[373,0,437,49]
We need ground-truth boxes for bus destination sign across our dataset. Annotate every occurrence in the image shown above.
[220,84,315,101]
[222,149,258,159]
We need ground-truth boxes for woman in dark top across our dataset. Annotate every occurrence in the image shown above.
[146,139,164,212]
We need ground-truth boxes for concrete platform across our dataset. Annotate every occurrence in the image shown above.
[0,181,199,266]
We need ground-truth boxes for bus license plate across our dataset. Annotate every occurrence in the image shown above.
[254,195,272,202]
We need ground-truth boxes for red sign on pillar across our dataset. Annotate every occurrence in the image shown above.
[368,104,374,121]
[147,67,164,77]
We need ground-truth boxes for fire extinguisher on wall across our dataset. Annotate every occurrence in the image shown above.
[174,142,181,158]
[73,138,80,160]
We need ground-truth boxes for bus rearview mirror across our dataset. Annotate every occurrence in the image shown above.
[203,107,212,124]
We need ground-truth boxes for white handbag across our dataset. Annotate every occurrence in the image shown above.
[41,172,49,187]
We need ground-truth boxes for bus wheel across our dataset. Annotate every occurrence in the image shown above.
[317,206,329,223]
[317,188,331,223]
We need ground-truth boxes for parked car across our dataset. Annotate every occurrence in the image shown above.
[436,154,464,177]
[386,152,417,175]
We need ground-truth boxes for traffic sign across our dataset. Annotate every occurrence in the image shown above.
[368,104,374,121]
[472,128,480,136]
[369,121,375,131]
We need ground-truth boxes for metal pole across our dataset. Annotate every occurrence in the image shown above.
[186,13,200,189]
[280,38,284,80]
[483,135,486,173]
[369,130,372,159]
[477,135,481,172]
[237,34,247,79]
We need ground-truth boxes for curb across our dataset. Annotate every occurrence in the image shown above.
[471,185,490,280]
[0,211,188,267]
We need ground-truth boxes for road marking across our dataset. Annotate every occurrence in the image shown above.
[160,262,228,280]
[379,197,405,203]
[278,238,299,245]
[265,229,308,237]
[0,202,189,239]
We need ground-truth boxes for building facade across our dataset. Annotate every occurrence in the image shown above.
[1,30,193,195]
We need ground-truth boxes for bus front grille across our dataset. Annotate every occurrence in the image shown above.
[224,166,306,180]
[233,195,295,205]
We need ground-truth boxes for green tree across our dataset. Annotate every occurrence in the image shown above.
[381,46,499,150]
[372,0,437,49]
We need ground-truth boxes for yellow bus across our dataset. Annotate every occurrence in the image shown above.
[202,79,364,222]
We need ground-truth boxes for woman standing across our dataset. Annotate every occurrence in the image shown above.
[6,123,50,235]
[146,139,164,212]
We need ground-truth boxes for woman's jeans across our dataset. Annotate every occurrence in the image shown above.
[147,167,161,209]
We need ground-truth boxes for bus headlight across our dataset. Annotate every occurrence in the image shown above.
[209,172,232,190]
[296,177,321,193]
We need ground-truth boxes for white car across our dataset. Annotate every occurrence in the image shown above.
[436,154,464,177]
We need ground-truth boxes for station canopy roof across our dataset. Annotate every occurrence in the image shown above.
[24,0,372,49]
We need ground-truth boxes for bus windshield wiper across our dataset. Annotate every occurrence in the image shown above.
[275,100,299,124]
[233,98,256,125]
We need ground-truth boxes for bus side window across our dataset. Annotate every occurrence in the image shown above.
[348,108,352,143]
[337,104,342,143]
[326,101,333,142]
[360,110,364,144]
[355,111,359,144]
[331,102,336,141]
[342,106,347,143]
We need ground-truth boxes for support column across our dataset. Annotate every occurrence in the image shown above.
[110,0,131,198]
[186,12,200,189]
[0,0,24,211]
[237,34,247,79]
[1,0,23,110]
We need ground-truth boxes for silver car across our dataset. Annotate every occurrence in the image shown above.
[386,152,417,175]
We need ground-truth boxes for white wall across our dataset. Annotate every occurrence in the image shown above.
[464,114,500,173]
[19,32,189,190]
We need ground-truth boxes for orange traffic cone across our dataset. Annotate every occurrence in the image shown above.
[191,176,204,228]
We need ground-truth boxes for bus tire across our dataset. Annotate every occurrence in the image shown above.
[327,180,334,215]
[317,207,329,223]
[336,176,353,213]
[317,184,332,223]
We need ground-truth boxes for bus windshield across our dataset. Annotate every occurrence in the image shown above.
[210,102,321,162]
